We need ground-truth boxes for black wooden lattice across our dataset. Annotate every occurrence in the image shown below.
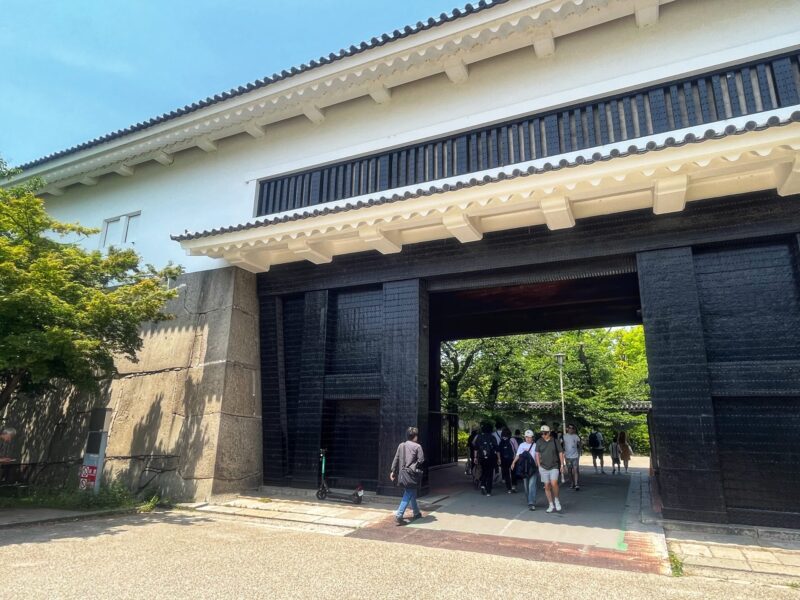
[256,52,800,217]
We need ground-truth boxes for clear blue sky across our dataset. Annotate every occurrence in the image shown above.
[2,0,461,166]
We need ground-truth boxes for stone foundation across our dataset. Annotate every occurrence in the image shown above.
[1,267,262,501]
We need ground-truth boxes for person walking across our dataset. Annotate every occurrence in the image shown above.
[510,429,539,510]
[498,427,519,494]
[473,422,500,496]
[562,423,582,491]
[610,433,621,474]
[588,426,606,474]
[619,430,632,473]
[513,429,524,446]
[390,426,425,525]
[535,425,565,513]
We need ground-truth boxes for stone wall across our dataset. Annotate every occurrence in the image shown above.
[1,267,262,501]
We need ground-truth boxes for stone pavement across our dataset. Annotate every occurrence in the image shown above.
[667,527,800,584]
[179,495,394,535]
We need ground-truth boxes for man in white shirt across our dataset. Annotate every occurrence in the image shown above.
[562,424,582,491]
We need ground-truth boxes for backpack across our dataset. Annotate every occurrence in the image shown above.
[589,432,600,448]
[476,434,495,460]
[499,437,515,462]
[515,443,537,479]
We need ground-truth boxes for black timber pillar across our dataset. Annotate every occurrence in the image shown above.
[260,295,288,484]
[637,247,727,523]
[378,279,429,495]
[291,290,329,487]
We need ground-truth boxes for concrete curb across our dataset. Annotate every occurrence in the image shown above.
[0,507,142,530]
[662,519,800,543]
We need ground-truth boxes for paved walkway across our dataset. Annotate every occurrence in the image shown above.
[4,512,800,599]
[352,456,669,574]
[181,496,393,535]
[0,508,97,527]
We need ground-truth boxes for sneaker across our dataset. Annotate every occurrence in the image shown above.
[554,498,562,512]
[486,493,492,497]
[528,504,536,511]
[480,486,486,495]
[507,490,512,494]
[601,470,607,475]
[394,516,407,526]
[511,487,518,493]
[575,486,580,491]
[411,513,423,521]
[546,505,554,513]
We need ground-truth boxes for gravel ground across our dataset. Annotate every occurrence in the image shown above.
[2,512,798,600]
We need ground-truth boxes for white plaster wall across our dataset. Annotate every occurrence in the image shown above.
[43,0,800,272]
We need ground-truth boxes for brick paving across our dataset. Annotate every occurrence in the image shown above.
[350,514,669,574]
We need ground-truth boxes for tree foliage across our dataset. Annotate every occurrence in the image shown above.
[440,327,650,434]
[0,157,182,411]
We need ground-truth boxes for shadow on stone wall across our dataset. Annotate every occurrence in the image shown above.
[1,267,263,501]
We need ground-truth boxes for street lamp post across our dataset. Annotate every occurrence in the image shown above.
[554,353,567,483]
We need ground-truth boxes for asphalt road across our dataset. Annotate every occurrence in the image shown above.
[2,512,798,599]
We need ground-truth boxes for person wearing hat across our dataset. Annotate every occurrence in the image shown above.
[535,425,566,513]
[510,429,539,510]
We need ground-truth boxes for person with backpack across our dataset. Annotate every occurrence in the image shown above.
[498,427,519,494]
[473,422,500,496]
[588,426,606,474]
[390,426,425,525]
[535,425,566,513]
[510,429,539,510]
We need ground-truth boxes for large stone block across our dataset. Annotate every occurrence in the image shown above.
[212,413,263,494]
[181,267,236,315]
[104,371,185,457]
[225,307,260,368]
[115,318,201,375]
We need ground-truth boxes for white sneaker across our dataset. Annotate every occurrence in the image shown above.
[546,505,554,513]
[554,498,562,512]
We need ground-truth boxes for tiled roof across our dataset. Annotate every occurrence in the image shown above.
[171,112,800,242]
[17,0,509,171]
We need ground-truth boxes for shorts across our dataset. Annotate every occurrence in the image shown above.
[539,467,560,483]
[566,457,580,472]
[590,448,604,459]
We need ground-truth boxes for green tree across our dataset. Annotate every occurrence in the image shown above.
[440,327,650,433]
[0,157,181,411]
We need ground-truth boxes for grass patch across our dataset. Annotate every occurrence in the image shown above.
[668,551,684,577]
[786,581,800,589]
[257,498,272,503]
[0,480,137,511]
[0,481,171,513]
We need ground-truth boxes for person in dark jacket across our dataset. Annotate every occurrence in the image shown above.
[473,422,500,496]
[390,426,425,525]
[498,427,519,493]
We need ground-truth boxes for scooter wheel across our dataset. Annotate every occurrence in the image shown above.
[316,490,327,500]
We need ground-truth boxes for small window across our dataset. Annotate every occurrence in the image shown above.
[101,212,141,249]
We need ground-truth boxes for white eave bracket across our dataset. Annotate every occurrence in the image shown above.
[776,155,800,197]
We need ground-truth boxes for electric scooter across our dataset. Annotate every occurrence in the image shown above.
[316,448,364,504]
